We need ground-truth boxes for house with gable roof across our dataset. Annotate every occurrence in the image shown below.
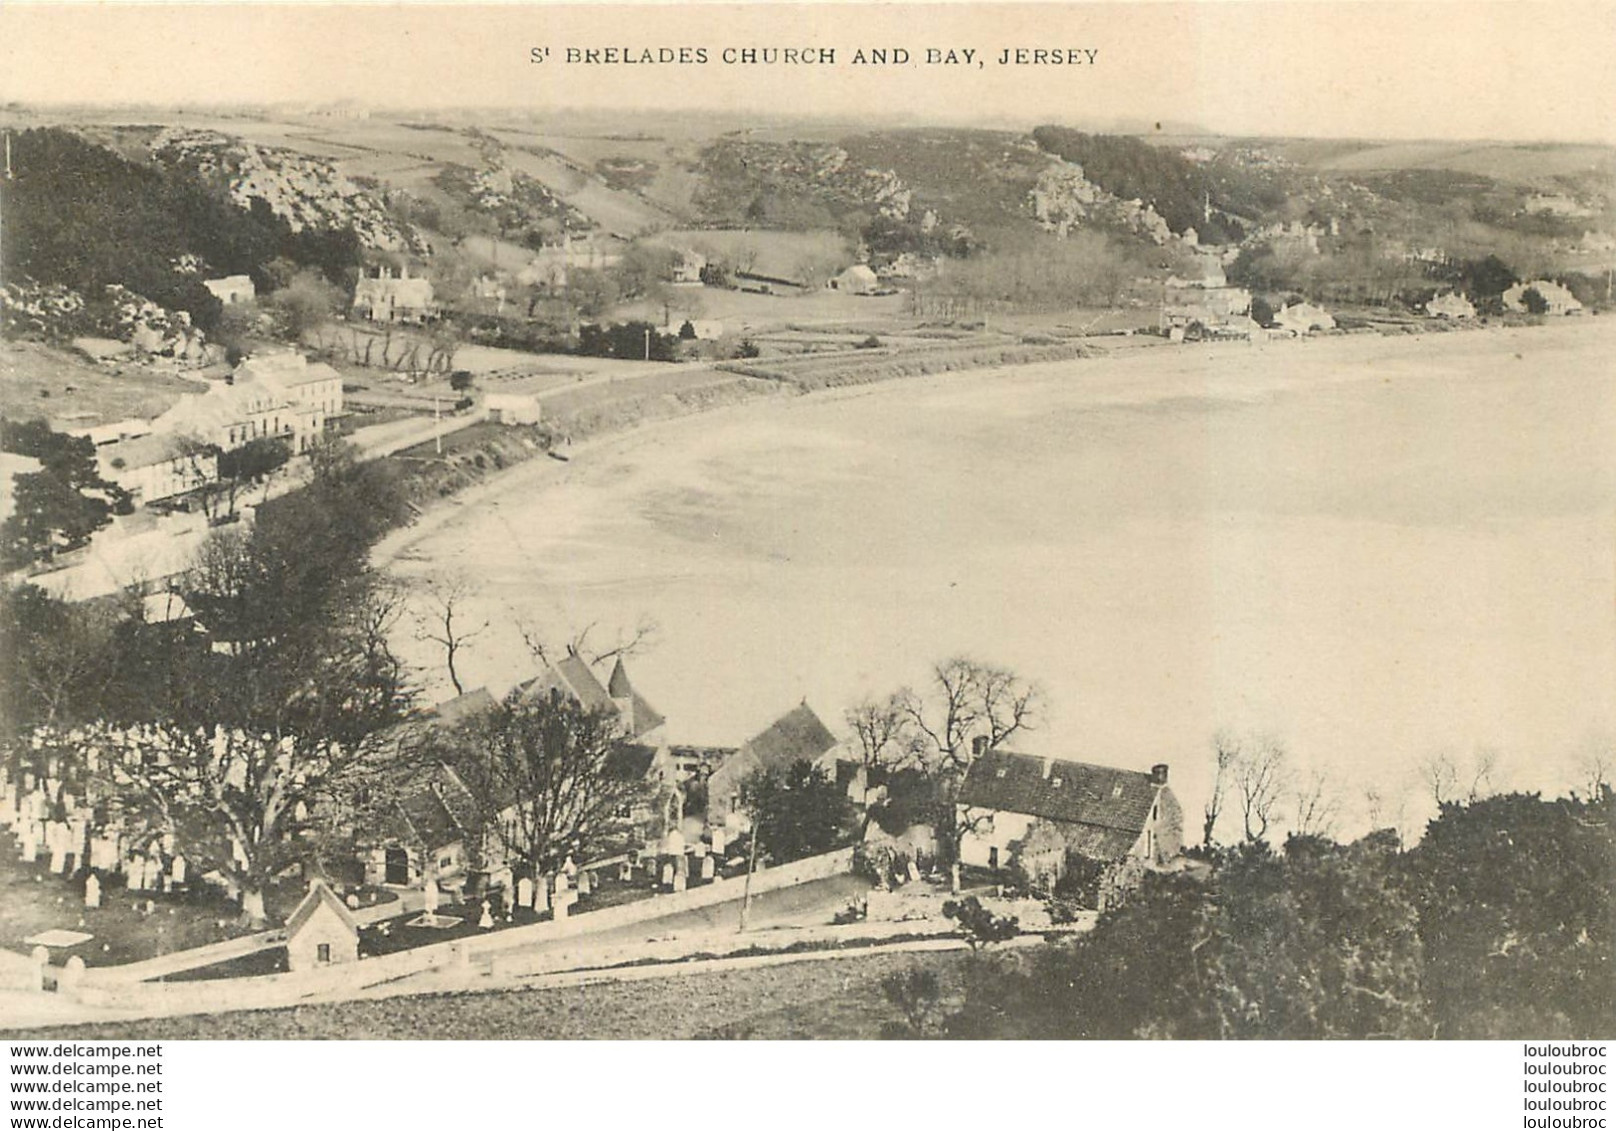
[956,751,1182,874]
[285,879,360,970]
[704,703,838,830]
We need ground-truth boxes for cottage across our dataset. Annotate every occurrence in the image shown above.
[956,752,1182,874]
[1503,280,1583,316]
[202,275,256,307]
[1272,301,1336,334]
[705,703,838,829]
[351,264,436,323]
[1425,292,1476,319]
[285,880,359,971]
[829,264,880,295]
[485,393,543,426]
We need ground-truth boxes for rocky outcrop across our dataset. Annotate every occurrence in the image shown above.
[152,128,427,255]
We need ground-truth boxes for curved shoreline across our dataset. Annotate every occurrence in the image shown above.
[374,318,1610,572]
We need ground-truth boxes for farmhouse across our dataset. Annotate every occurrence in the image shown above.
[202,275,256,306]
[352,264,436,323]
[1503,280,1583,316]
[1425,292,1476,319]
[829,264,880,294]
[956,752,1182,873]
[1273,301,1336,334]
[704,703,838,829]
[285,880,360,971]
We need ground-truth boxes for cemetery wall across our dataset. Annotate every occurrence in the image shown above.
[465,845,857,960]
[62,847,857,1015]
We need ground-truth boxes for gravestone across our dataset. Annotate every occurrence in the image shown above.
[552,895,568,921]
[577,871,592,897]
[562,855,577,878]
[710,828,727,856]
[672,873,687,893]
[907,860,922,885]
[660,862,674,889]
[478,900,494,930]
[700,855,715,881]
[48,842,67,875]
[535,878,550,913]
[675,853,689,878]
[83,873,100,909]
[692,840,707,859]
[19,828,37,863]
[517,877,535,910]
[553,870,570,895]
[619,860,633,883]
[170,855,186,885]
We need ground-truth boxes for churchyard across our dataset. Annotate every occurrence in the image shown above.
[0,821,320,969]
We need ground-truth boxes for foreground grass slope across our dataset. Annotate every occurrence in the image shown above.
[15,950,977,1040]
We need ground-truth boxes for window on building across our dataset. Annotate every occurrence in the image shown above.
[316,943,331,964]
[439,855,453,870]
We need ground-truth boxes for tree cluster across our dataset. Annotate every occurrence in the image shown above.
[2,129,360,333]
[943,788,1613,1039]
[0,419,130,569]
[739,759,858,865]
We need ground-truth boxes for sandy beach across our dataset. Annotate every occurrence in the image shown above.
[380,321,1616,837]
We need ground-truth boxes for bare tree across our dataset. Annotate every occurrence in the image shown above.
[415,573,488,696]
[1232,733,1288,843]
[890,657,1042,865]
[898,656,1042,774]
[845,693,911,805]
[513,612,659,672]
[1203,728,1240,846]
[1418,751,1461,806]
[1291,767,1341,839]
[1575,742,1612,798]
[454,689,647,874]
[1419,747,1501,806]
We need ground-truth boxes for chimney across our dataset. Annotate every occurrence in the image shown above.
[1151,763,1169,786]
[970,735,989,759]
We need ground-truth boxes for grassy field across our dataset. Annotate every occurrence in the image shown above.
[0,341,210,430]
[19,947,985,1039]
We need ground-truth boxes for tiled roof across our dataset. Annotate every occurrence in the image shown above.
[741,703,837,775]
[958,751,1162,835]
[394,765,485,849]
[605,743,659,782]
[285,881,359,937]
[523,654,616,714]
[430,687,495,728]
[98,433,189,472]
